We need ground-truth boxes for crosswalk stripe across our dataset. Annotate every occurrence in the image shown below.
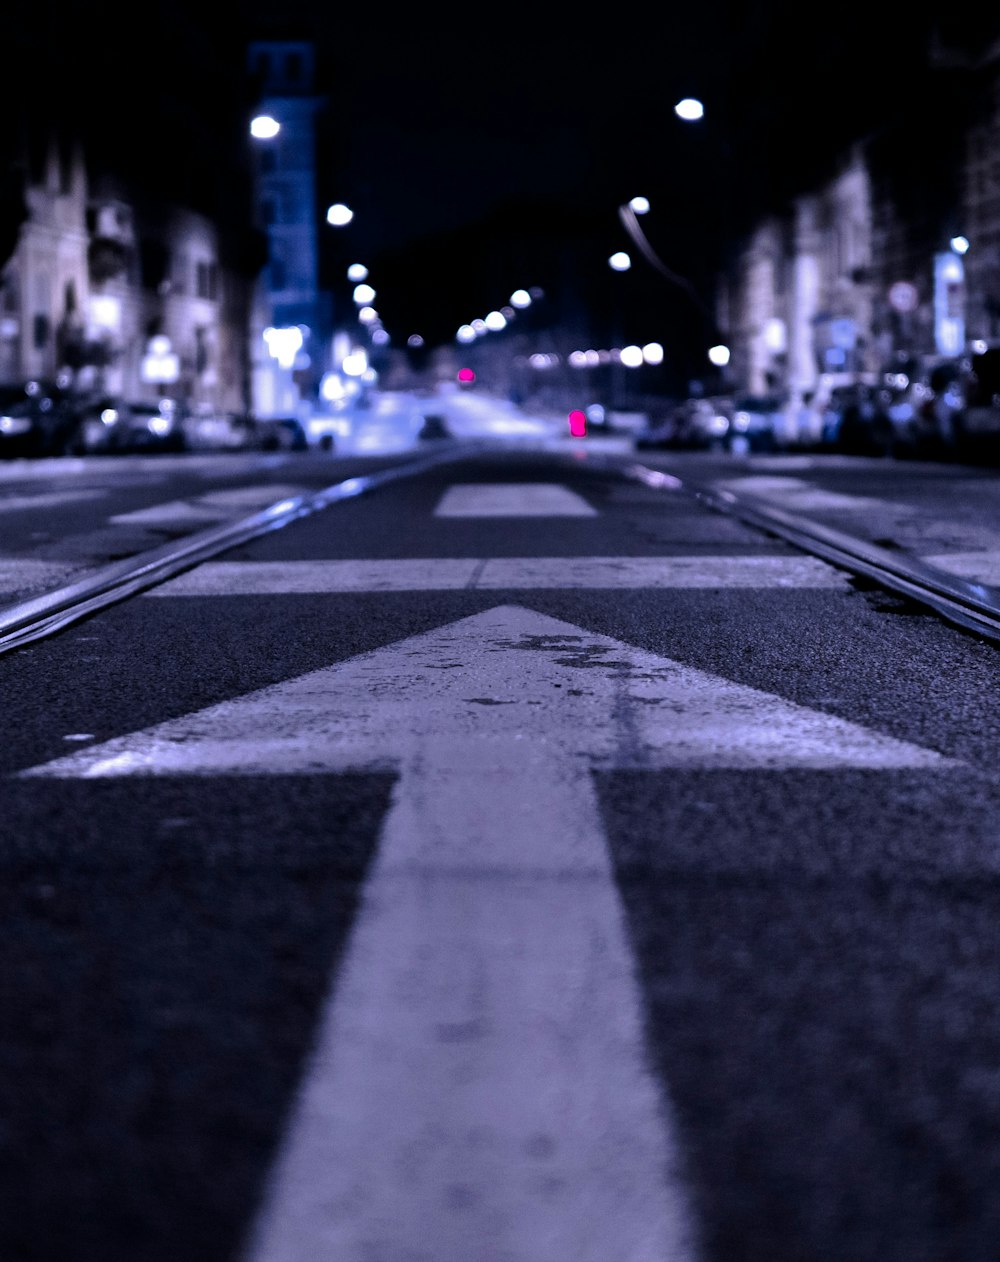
[144,555,850,596]
[434,483,598,517]
[109,485,309,526]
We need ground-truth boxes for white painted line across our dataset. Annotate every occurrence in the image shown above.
[23,606,958,1258]
[922,550,1000,586]
[109,485,307,526]
[0,489,105,513]
[0,559,83,596]
[434,483,598,516]
[716,476,894,513]
[144,554,849,596]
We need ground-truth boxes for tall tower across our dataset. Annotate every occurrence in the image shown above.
[246,39,327,419]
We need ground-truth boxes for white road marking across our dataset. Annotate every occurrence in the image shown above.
[22,606,958,1260]
[108,485,308,526]
[0,559,83,597]
[921,550,1000,586]
[716,475,895,513]
[0,489,105,512]
[144,554,850,596]
[434,483,598,516]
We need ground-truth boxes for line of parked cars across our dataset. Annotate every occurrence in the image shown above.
[0,381,313,459]
[635,348,1000,462]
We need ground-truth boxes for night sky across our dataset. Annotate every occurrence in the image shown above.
[5,2,1000,382]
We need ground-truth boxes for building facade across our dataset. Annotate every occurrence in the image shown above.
[0,129,259,413]
[719,44,1000,402]
[246,39,330,420]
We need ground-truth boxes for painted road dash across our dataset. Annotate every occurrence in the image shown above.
[434,483,598,516]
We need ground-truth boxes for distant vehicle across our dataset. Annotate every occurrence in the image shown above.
[253,415,308,451]
[183,406,256,452]
[729,394,783,452]
[417,413,451,440]
[635,396,732,451]
[112,399,188,453]
[64,395,126,454]
[0,382,78,457]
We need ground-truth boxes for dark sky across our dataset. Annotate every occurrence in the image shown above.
[8,2,1000,376]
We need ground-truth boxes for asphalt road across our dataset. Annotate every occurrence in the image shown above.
[3,444,1000,1260]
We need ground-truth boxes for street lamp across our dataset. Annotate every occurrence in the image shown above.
[326,203,354,227]
[674,98,704,121]
[250,114,280,139]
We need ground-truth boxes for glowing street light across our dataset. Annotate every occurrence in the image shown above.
[353,283,376,304]
[509,289,532,308]
[951,235,970,255]
[708,344,731,367]
[326,203,354,226]
[250,115,280,139]
[347,263,369,281]
[629,196,650,215]
[609,251,632,272]
[674,98,704,121]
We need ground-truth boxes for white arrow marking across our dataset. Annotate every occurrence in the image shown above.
[143,554,849,596]
[434,483,598,516]
[21,608,957,1260]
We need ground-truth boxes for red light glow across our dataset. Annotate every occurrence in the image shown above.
[458,368,476,382]
[568,409,587,437]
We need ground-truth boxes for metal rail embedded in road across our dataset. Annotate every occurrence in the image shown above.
[0,448,476,658]
[613,455,1000,648]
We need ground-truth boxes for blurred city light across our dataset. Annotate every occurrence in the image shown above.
[951,235,970,254]
[358,306,378,324]
[457,325,476,343]
[609,252,632,271]
[568,409,587,437]
[620,345,644,368]
[629,196,650,215]
[708,344,731,366]
[372,328,390,346]
[484,310,507,331]
[407,334,424,348]
[326,203,354,226]
[674,98,704,121]
[642,342,664,364]
[510,289,532,308]
[342,349,369,376]
[347,263,369,281]
[353,283,376,304]
[263,325,303,368]
[458,368,476,382]
[250,115,280,139]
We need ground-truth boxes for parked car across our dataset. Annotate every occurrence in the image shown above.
[182,406,257,452]
[0,381,79,458]
[63,394,127,454]
[955,347,1000,459]
[72,397,189,454]
[252,415,309,451]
